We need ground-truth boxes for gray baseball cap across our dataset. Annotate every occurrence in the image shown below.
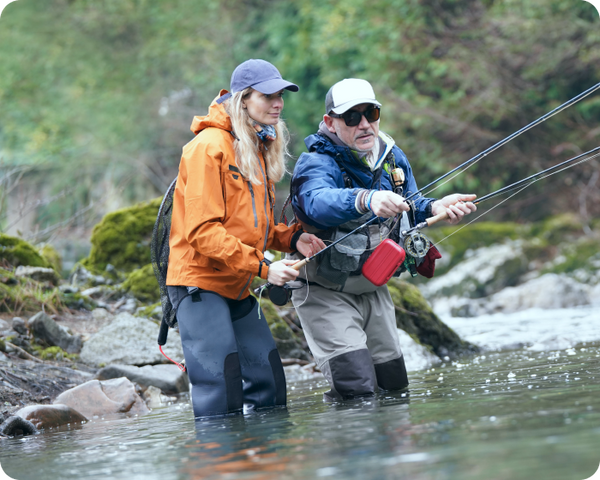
[325,78,381,114]
[230,59,299,94]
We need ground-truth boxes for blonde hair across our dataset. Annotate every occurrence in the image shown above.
[225,88,290,185]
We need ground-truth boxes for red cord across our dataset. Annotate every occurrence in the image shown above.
[159,345,187,372]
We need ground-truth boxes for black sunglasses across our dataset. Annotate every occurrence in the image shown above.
[329,105,381,127]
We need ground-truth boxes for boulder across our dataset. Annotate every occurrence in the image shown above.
[0,416,38,437]
[27,311,83,353]
[449,273,592,316]
[96,364,188,395]
[14,404,88,430]
[142,385,177,408]
[397,329,441,371]
[389,279,478,359]
[82,197,161,274]
[122,264,160,303]
[11,317,27,335]
[53,377,150,418]
[419,240,529,301]
[479,273,590,313]
[79,312,183,367]
[15,266,60,286]
[0,233,50,269]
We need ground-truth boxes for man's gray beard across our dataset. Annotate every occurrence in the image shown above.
[357,138,380,168]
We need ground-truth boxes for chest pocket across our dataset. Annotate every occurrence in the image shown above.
[316,214,371,285]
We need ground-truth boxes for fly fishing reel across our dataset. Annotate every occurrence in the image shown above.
[403,231,432,259]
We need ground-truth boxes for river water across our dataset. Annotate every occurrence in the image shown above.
[1,307,599,480]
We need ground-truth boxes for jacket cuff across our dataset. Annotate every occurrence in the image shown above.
[289,229,304,253]
[258,258,271,280]
[425,200,434,218]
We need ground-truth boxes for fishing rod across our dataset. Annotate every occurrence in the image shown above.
[474,146,600,205]
[257,145,600,297]
[406,81,600,202]
[254,215,380,295]
[403,145,600,236]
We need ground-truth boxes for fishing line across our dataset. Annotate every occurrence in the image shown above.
[475,149,600,204]
[407,81,600,201]
[430,149,600,248]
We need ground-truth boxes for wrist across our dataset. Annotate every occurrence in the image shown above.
[365,190,376,212]
[258,258,271,279]
[427,200,437,217]
[290,229,304,252]
[355,189,370,214]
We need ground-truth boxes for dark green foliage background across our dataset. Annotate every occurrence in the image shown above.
[1,0,598,234]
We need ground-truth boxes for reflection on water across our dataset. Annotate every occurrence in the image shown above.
[1,344,599,480]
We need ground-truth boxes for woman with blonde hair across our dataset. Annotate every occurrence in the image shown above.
[166,59,324,418]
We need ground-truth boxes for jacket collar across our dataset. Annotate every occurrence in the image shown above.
[305,126,396,171]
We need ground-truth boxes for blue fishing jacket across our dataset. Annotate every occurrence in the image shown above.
[291,131,435,231]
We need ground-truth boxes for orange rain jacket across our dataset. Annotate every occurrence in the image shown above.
[166,90,300,300]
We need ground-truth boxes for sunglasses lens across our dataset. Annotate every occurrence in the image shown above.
[341,107,380,126]
[342,111,362,127]
[365,107,380,122]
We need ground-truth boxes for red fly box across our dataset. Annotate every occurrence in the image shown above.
[362,239,406,286]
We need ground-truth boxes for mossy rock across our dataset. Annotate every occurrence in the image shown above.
[0,338,5,353]
[62,291,97,311]
[134,302,162,321]
[388,278,478,359]
[40,244,63,274]
[0,234,50,269]
[260,299,308,360]
[122,264,160,303]
[82,197,161,274]
[531,214,584,245]
[543,236,600,275]
[428,221,527,274]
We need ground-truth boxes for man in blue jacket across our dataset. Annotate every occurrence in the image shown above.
[290,78,476,401]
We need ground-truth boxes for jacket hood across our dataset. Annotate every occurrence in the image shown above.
[190,89,233,135]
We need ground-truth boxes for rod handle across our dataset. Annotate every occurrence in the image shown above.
[425,210,449,227]
[291,258,309,270]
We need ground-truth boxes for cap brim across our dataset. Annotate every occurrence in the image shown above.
[252,78,299,94]
[331,98,381,114]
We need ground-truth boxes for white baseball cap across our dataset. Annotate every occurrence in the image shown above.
[325,78,381,114]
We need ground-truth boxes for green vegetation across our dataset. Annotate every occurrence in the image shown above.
[428,221,528,273]
[122,264,160,303]
[31,345,79,361]
[0,234,51,269]
[82,197,161,274]
[1,0,599,235]
[544,236,600,275]
[40,244,63,274]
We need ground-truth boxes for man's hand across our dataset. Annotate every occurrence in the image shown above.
[431,194,477,225]
[370,191,410,218]
[267,259,300,286]
[295,233,326,258]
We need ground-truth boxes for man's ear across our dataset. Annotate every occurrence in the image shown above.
[323,115,336,133]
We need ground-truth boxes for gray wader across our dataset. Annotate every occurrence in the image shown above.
[291,275,408,401]
[168,287,286,418]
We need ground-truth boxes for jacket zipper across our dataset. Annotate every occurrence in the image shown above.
[247,181,258,228]
[257,158,270,252]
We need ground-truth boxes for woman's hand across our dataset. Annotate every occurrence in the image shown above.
[295,233,326,258]
[431,194,477,225]
[267,259,300,286]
